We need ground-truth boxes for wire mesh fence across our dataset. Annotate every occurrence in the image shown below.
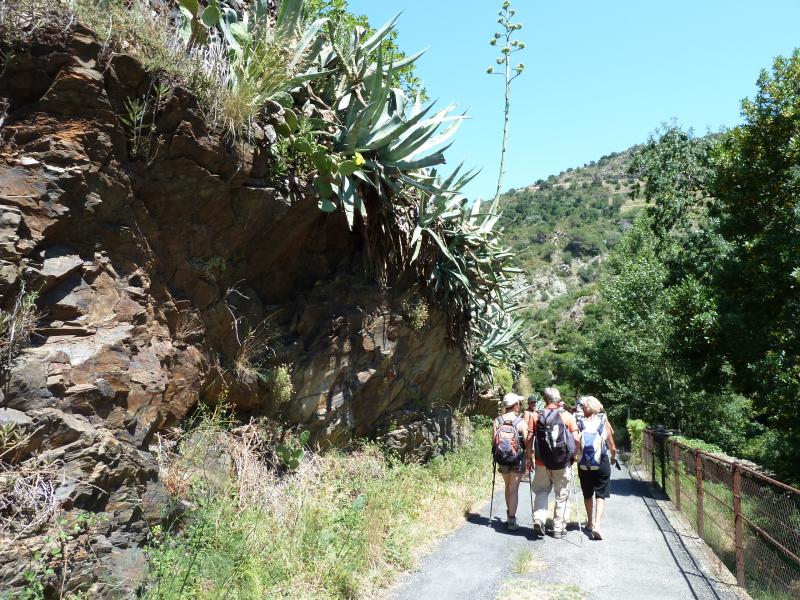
[639,429,800,600]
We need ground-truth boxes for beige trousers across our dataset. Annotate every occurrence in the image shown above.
[532,465,572,533]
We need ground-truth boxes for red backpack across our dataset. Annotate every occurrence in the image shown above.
[492,416,524,466]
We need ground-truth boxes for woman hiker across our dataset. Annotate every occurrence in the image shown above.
[576,395,618,540]
[492,393,529,531]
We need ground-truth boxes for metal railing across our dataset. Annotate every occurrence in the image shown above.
[640,428,800,600]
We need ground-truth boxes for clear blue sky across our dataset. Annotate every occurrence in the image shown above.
[348,0,800,199]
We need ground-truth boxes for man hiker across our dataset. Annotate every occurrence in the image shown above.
[531,387,580,538]
[492,393,528,531]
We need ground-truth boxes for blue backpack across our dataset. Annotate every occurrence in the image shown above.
[578,415,607,470]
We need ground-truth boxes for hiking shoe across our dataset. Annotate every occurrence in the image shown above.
[592,528,603,540]
[532,520,544,536]
[507,517,518,531]
[551,529,566,539]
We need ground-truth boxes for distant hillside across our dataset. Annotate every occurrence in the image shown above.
[497,147,644,394]
[499,148,641,283]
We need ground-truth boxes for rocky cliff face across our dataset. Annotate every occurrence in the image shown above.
[0,24,467,596]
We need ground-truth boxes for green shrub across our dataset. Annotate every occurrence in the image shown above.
[671,435,727,457]
[493,366,513,396]
[512,373,533,397]
[627,418,647,463]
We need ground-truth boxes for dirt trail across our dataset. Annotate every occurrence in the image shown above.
[390,464,742,599]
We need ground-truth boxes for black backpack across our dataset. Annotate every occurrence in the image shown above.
[535,409,573,470]
[492,416,524,466]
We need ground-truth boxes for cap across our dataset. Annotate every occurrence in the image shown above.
[503,393,524,408]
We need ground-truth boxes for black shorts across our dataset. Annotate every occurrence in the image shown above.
[578,454,611,499]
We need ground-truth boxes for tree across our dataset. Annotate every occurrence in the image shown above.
[710,51,800,476]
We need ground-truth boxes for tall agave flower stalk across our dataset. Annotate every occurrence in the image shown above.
[487,0,525,210]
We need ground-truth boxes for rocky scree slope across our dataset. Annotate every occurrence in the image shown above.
[0,24,466,595]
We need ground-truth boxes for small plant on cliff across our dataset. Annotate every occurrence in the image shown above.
[120,82,171,162]
[486,0,525,208]
[276,429,309,470]
[230,317,277,386]
[213,0,330,138]
[0,281,39,401]
[263,363,294,404]
[403,295,430,331]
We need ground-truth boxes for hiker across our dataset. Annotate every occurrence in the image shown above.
[576,395,618,540]
[575,397,585,429]
[531,387,580,538]
[492,393,528,531]
[521,395,538,481]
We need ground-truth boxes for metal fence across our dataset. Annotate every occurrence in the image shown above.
[640,429,800,600]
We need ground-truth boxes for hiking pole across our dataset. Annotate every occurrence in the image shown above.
[571,467,584,533]
[489,460,497,524]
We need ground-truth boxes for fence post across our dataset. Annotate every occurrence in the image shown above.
[695,449,704,540]
[649,431,656,486]
[673,443,681,510]
[657,427,667,492]
[732,462,745,587]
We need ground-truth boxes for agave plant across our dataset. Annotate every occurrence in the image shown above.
[174,0,531,383]
[318,13,425,108]
[306,18,463,228]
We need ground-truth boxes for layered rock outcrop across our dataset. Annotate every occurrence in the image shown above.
[0,24,467,596]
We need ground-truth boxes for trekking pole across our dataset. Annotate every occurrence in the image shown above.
[489,460,497,524]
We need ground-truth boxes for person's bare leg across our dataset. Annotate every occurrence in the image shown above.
[595,497,606,529]
[584,497,594,529]
[507,472,521,517]
[501,471,512,516]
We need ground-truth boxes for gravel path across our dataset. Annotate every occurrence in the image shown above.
[389,463,742,600]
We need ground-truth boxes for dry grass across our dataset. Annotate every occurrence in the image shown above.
[0,285,39,365]
[512,548,544,575]
[496,580,587,600]
[0,456,60,545]
[2,0,317,144]
[174,307,204,342]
